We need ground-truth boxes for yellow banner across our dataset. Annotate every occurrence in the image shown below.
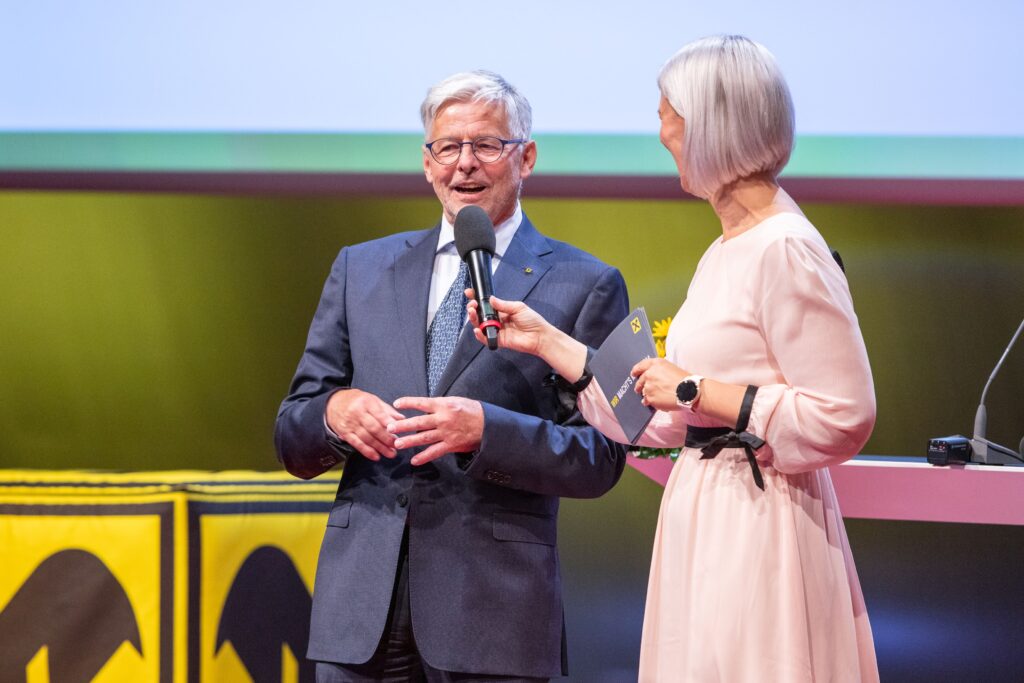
[0,470,339,683]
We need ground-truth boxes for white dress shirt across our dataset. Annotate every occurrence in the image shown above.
[426,203,522,330]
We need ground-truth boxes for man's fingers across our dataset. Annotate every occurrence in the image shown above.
[368,403,404,428]
[388,414,435,436]
[350,405,398,458]
[344,433,382,461]
[393,396,436,412]
[357,412,397,443]
[348,425,397,459]
[411,443,450,466]
[364,393,404,423]
[393,429,442,451]
[325,390,405,459]
[360,426,398,458]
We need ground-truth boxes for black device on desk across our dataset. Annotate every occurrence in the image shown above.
[927,435,972,466]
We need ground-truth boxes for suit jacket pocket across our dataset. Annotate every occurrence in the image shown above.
[326,500,352,528]
[492,510,556,546]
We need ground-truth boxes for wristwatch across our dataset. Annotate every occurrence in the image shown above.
[675,375,705,408]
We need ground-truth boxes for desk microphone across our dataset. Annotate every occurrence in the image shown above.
[928,316,1024,466]
[454,206,501,350]
[969,316,1024,465]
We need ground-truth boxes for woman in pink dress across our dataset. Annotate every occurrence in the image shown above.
[469,35,879,682]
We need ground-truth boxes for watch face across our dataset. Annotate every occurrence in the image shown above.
[676,380,698,403]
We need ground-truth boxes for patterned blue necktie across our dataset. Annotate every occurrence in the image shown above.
[426,259,470,395]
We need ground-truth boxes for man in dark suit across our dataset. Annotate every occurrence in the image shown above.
[275,70,629,682]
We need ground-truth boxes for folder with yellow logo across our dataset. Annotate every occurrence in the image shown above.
[590,307,657,444]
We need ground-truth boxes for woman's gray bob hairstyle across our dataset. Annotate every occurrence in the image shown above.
[420,70,533,140]
[658,35,795,198]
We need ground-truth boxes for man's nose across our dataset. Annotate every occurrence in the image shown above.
[456,142,480,172]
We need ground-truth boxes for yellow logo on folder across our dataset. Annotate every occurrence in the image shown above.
[630,317,641,334]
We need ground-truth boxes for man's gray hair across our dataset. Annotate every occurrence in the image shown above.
[420,70,533,140]
[658,35,795,199]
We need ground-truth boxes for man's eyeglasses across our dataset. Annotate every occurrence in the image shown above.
[425,136,527,165]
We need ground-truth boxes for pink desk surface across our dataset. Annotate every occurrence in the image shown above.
[627,455,1024,526]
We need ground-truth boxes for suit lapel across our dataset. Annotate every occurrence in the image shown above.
[394,226,440,398]
[490,216,553,304]
[433,216,553,397]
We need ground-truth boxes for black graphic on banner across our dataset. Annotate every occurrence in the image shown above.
[0,548,142,683]
[216,545,314,682]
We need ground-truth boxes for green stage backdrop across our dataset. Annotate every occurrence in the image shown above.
[2,191,1022,472]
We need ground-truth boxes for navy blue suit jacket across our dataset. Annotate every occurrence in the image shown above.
[274,216,629,677]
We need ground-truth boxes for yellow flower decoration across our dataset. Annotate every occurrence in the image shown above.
[651,317,672,358]
[651,317,673,339]
[632,314,679,460]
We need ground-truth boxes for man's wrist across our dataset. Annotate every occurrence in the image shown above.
[323,387,358,448]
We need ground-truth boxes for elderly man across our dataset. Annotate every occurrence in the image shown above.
[275,70,629,682]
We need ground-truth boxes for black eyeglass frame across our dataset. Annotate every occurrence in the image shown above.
[424,136,528,165]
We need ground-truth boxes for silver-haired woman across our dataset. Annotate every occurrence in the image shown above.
[470,36,879,682]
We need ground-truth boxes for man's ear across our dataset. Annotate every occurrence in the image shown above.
[423,148,434,183]
[519,140,537,180]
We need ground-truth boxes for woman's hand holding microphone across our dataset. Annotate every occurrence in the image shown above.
[466,291,589,384]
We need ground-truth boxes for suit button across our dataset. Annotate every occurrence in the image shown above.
[397,493,409,507]
[484,470,511,485]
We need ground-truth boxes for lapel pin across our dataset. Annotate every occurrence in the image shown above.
[524,267,533,274]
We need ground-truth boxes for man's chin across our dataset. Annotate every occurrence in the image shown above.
[447,196,489,220]
[454,191,487,205]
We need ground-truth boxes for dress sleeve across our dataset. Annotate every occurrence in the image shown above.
[578,378,689,449]
[744,234,876,474]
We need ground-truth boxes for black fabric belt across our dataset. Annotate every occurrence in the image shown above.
[684,385,766,490]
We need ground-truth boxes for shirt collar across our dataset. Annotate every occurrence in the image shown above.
[437,203,522,258]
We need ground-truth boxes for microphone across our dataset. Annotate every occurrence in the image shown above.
[454,206,501,350]
[969,316,1024,465]
[928,316,1024,466]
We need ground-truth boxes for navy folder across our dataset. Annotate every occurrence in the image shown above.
[589,307,658,444]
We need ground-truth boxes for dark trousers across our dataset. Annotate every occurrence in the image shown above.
[314,530,548,683]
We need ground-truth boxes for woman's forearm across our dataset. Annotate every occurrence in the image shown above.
[537,325,589,383]
[692,378,746,427]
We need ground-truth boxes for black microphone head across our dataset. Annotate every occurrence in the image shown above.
[454,206,496,259]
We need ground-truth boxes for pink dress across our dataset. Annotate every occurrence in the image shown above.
[580,213,879,682]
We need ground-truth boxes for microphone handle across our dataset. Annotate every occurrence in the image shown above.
[465,249,502,350]
[484,324,500,350]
